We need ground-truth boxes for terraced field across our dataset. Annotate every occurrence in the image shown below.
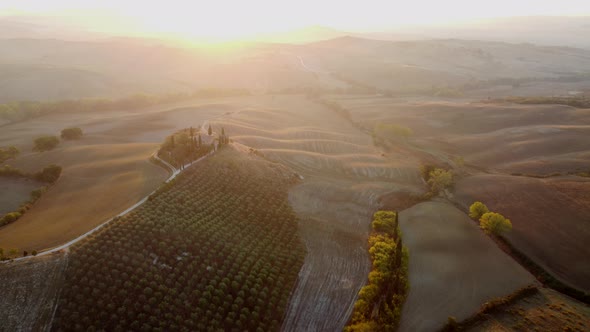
[211,95,422,330]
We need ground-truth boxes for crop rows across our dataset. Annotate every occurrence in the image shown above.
[52,150,306,331]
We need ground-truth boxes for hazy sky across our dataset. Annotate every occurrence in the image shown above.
[2,0,590,40]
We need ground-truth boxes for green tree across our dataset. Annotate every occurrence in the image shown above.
[420,164,436,181]
[0,146,19,163]
[480,212,512,235]
[427,168,453,193]
[208,125,212,136]
[61,127,83,140]
[34,164,62,183]
[469,201,489,220]
[371,211,397,235]
[33,135,60,151]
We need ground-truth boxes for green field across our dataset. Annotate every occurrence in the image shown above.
[52,148,305,331]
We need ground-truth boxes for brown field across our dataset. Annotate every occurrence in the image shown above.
[0,178,40,215]
[398,201,535,332]
[467,288,590,331]
[454,174,590,292]
[0,253,67,332]
[0,33,589,331]
[204,95,422,330]
[329,95,590,174]
[0,96,249,252]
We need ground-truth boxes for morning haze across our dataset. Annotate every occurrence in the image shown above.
[1,1,589,331]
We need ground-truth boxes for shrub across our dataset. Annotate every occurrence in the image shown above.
[0,165,25,178]
[33,135,59,151]
[420,164,436,181]
[469,201,489,220]
[1,212,22,225]
[61,127,83,140]
[0,146,19,163]
[428,168,453,193]
[34,165,62,183]
[480,212,512,235]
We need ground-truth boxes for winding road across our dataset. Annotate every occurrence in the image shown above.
[1,151,213,264]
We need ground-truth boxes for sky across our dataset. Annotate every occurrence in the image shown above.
[1,0,590,41]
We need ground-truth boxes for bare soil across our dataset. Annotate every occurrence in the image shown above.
[467,288,590,332]
[0,253,67,332]
[398,201,535,332]
[453,174,590,292]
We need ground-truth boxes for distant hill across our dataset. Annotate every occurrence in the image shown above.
[404,16,590,49]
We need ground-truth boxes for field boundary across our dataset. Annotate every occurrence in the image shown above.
[448,198,590,305]
[438,285,540,332]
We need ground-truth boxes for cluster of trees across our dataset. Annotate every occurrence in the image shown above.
[346,211,409,332]
[371,122,415,150]
[53,150,306,331]
[33,127,84,152]
[159,127,212,169]
[0,164,62,183]
[501,96,590,109]
[0,247,37,260]
[374,123,414,141]
[0,146,19,163]
[0,89,250,124]
[60,127,83,140]
[33,135,60,152]
[218,127,230,146]
[421,164,454,196]
[469,201,512,235]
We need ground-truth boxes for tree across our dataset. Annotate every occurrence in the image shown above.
[0,146,19,163]
[198,134,202,147]
[61,127,83,140]
[427,168,453,193]
[34,164,62,183]
[371,211,397,235]
[480,212,512,235]
[33,135,60,151]
[469,201,489,220]
[420,164,436,181]
[208,125,212,136]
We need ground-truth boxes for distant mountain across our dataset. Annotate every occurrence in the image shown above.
[0,17,105,40]
[254,26,350,44]
[402,16,590,49]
